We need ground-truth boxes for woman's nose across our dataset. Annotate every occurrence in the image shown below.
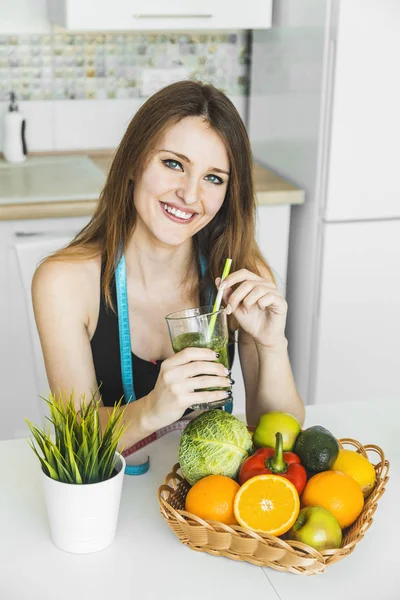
[176,178,200,206]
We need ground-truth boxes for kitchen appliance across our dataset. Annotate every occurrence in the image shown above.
[248,0,400,405]
[3,91,27,164]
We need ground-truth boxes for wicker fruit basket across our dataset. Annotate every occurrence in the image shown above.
[158,438,389,575]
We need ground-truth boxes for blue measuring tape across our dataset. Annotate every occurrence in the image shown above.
[115,253,232,476]
[115,255,150,476]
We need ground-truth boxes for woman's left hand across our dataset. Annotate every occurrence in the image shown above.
[216,269,288,349]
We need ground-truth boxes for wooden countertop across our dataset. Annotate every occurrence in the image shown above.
[0,150,304,220]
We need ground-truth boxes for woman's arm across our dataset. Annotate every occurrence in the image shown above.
[238,329,304,427]
[32,259,157,449]
[32,260,231,450]
[32,259,100,403]
[218,266,305,427]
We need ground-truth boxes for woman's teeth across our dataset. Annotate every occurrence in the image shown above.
[163,203,193,220]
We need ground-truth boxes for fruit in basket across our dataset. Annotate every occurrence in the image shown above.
[185,474,240,525]
[301,470,364,528]
[294,425,339,472]
[331,449,376,498]
[233,474,300,535]
[253,411,301,451]
[179,410,252,486]
[238,432,307,494]
[284,506,342,552]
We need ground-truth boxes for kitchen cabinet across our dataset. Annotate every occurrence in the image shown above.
[0,0,51,34]
[0,216,90,441]
[48,0,272,31]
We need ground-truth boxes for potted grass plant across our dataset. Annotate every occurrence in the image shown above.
[26,392,127,554]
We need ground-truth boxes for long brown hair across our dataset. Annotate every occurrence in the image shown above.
[51,80,273,307]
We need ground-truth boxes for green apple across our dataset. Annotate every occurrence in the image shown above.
[285,506,342,552]
[253,411,301,451]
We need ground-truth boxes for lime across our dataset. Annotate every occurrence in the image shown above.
[253,411,301,451]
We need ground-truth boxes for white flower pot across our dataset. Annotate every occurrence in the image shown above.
[42,452,126,554]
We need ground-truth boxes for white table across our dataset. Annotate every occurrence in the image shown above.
[0,399,399,600]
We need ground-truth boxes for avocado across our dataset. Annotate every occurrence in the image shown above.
[294,425,339,473]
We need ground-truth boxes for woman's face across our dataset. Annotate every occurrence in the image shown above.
[133,116,230,247]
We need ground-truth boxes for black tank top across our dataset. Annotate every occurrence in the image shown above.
[90,272,235,407]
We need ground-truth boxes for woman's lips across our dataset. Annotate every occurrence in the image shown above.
[159,201,197,224]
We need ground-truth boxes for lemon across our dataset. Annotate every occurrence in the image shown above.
[331,449,376,498]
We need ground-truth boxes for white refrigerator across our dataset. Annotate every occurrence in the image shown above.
[249,0,400,405]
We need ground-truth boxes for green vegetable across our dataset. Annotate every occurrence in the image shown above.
[294,425,339,473]
[178,410,253,486]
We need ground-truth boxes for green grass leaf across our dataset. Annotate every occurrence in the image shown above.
[26,391,127,485]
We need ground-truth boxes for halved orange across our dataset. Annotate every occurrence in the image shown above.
[233,474,300,536]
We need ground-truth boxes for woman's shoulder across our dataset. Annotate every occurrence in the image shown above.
[32,253,101,304]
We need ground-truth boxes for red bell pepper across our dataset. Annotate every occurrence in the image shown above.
[239,432,306,494]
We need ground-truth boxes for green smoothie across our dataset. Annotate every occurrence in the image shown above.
[172,331,229,391]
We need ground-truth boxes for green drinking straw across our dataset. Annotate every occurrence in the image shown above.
[208,258,232,341]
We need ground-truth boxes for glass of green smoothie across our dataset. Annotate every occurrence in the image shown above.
[165,306,231,410]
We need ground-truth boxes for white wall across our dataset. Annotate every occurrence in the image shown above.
[248,0,330,403]
[0,96,247,152]
[0,0,51,33]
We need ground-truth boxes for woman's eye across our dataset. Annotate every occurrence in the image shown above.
[205,174,224,185]
[162,159,182,171]
[162,160,223,185]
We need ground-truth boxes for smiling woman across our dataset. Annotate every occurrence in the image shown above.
[31,80,304,457]
[133,116,229,247]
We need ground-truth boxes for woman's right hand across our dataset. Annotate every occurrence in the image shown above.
[146,348,232,429]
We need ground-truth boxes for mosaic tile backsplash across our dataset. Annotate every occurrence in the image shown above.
[0,31,251,102]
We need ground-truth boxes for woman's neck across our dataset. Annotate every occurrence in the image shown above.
[124,232,196,295]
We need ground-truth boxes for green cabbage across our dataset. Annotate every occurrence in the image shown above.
[178,410,253,486]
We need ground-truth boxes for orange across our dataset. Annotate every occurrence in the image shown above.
[233,474,300,536]
[185,475,240,525]
[301,470,364,528]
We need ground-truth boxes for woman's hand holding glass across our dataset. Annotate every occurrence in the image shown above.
[146,347,232,429]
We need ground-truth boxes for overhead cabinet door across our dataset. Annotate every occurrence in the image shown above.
[48,0,272,31]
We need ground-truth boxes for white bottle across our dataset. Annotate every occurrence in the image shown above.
[3,92,27,164]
